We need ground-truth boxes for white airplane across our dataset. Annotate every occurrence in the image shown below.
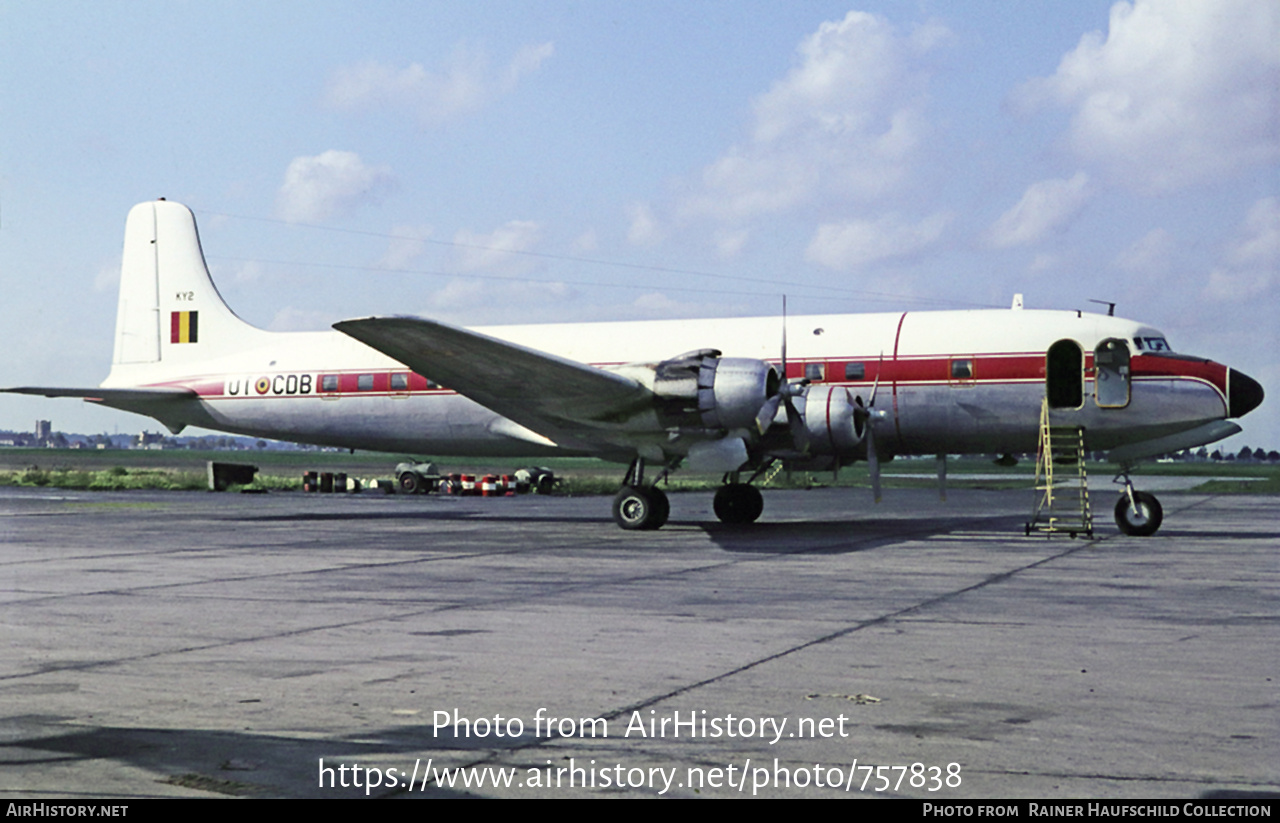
[7,200,1264,534]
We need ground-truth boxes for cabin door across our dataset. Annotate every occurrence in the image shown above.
[1046,339,1083,409]
[1094,338,1131,408]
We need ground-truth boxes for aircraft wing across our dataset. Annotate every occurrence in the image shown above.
[334,316,653,446]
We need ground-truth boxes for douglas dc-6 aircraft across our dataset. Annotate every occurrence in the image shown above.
[7,200,1265,533]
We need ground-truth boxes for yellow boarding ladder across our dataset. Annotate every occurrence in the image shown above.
[1026,398,1093,538]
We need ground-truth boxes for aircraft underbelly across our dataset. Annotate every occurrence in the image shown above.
[892,383,1041,454]
[1072,378,1228,449]
[889,378,1227,455]
[195,394,566,457]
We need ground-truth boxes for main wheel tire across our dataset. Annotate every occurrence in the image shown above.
[713,483,764,524]
[1115,491,1163,536]
[649,486,670,529]
[613,485,666,530]
[397,471,421,494]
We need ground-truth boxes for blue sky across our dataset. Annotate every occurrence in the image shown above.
[2,1,1277,449]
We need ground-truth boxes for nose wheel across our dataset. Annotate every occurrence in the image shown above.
[1113,467,1163,536]
[1114,490,1162,536]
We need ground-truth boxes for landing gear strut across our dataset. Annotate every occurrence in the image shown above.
[612,457,670,530]
[1113,468,1163,536]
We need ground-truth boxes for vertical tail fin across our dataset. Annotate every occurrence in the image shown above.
[110,200,266,373]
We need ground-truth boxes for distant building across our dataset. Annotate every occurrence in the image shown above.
[35,420,52,446]
[134,431,166,449]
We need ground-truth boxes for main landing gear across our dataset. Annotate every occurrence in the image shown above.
[612,457,669,530]
[1113,469,1163,537]
[613,485,669,530]
[712,465,772,525]
[713,482,763,524]
[610,460,769,530]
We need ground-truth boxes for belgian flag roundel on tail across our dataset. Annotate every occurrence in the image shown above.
[170,310,198,344]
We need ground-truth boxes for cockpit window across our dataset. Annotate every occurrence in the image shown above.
[1134,336,1170,352]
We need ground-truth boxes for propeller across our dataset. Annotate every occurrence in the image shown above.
[755,296,810,453]
[853,353,887,502]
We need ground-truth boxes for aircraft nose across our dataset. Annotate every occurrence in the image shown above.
[1228,369,1264,418]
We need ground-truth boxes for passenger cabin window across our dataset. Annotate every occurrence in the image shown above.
[844,362,866,381]
[1094,338,1131,408]
[390,373,409,391]
[321,375,338,392]
[950,359,974,380]
[804,363,825,381]
[357,374,374,391]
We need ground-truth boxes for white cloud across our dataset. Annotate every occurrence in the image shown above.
[94,256,122,292]
[227,259,268,285]
[1114,228,1174,274]
[267,306,337,332]
[626,202,661,246]
[627,292,746,319]
[1018,0,1280,193]
[1028,253,1058,274]
[570,230,598,254]
[713,229,749,258]
[275,150,394,223]
[453,220,543,274]
[327,41,554,126]
[428,277,569,312]
[805,212,950,270]
[377,224,435,270]
[985,172,1091,248]
[1225,197,1280,269]
[677,12,945,224]
[1203,197,1279,301]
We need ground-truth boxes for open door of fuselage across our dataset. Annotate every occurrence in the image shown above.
[1046,339,1084,409]
[1094,338,1131,408]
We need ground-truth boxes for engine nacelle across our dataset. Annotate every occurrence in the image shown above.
[650,349,780,432]
[798,386,865,456]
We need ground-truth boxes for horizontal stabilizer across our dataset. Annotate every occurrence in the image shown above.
[5,386,196,402]
[3,386,199,435]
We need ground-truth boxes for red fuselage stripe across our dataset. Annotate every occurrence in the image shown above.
[154,352,1230,400]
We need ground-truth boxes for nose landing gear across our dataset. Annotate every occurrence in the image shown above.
[1114,468,1163,536]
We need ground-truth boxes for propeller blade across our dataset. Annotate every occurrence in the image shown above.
[780,295,788,379]
[868,427,881,503]
[755,394,782,435]
[867,351,884,408]
[783,393,809,453]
